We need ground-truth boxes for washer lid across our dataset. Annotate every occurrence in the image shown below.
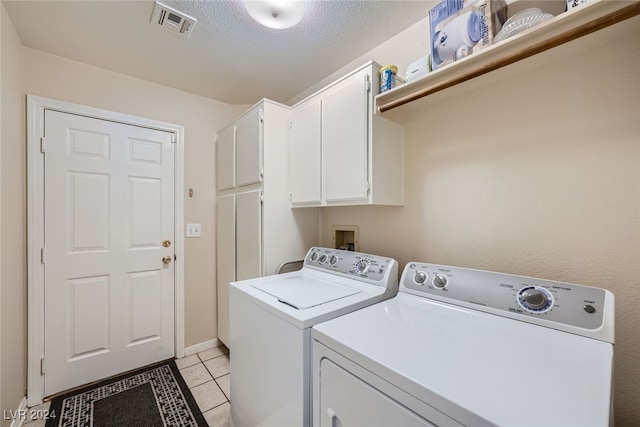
[253,276,362,309]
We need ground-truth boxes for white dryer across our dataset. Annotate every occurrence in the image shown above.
[229,247,398,427]
[313,262,615,427]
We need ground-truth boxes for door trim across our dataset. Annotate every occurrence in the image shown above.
[26,95,186,406]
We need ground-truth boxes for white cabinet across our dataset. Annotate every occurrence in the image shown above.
[216,125,235,191]
[289,97,322,205]
[216,99,319,347]
[235,108,262,187]
[289,61,404,207]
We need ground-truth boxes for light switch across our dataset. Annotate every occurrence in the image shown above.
[186,223,201,238]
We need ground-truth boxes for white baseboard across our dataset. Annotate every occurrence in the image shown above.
[6,396,28,427]
[184,338,220,356]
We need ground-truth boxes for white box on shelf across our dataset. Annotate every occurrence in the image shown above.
[406,56,430,81]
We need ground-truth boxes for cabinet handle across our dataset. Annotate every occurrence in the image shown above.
[327,408,337,427]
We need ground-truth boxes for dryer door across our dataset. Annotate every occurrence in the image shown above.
[319,358,435,427]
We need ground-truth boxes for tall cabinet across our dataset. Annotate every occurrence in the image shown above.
[216,99,319,347]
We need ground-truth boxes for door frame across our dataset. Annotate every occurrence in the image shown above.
[26,95,186,406]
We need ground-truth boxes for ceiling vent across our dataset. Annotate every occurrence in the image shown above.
[150,1,197,38]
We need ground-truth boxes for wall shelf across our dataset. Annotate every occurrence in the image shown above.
[375,0,640,123]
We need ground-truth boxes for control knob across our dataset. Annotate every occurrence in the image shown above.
[413,271,427,285]
[318,254,328,264]
[355,259,369,274]
[432,274,448,289]
[517,286,553,313]
[329,255,338,266]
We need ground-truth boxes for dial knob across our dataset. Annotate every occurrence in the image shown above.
[432,274,448,289]
[310,251,319,261]
[329,255,338,266]
[413,271,427,285]
[318,254,328,264]
[517,286,553,312]
[355,260,369,274]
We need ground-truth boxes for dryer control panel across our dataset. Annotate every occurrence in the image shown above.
[304,247,398,290]
[401,262,615,343]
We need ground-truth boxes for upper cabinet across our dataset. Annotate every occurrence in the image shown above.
[235,108,263,187]
[375,0,640,124]
[289,61,404,207]
[216,125,235,191]
[289,97,322,205]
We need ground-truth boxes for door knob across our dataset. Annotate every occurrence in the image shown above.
[162,255,172,264]
[163,240,172,248]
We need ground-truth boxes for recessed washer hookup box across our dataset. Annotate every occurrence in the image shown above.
[429,0,507,71]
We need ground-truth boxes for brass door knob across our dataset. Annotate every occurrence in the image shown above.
[163,240,172,248]
[162,255,172,264]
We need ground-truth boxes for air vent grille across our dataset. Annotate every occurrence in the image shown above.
[150,1,197,38]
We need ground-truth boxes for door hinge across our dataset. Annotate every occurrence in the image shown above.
[259,109,264,123]
[40,357,45,375]
[40,247,47,264]
[171,134,177,144]
[365,74,371,93]
[260,191,264,203]
[365,181,370,194]
[40,137,46,153]
[289,120,293,130]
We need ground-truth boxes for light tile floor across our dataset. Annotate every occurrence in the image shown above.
[176,345,231,427]
[23,345,231,427]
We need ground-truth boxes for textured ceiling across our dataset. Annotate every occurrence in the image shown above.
[4,0,437,105]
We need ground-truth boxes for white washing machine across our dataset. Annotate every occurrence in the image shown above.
[313,261,615,427]
[229,247,399,427]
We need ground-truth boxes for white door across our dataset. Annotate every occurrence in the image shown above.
[236,189,262,281]
[322,68,369,203]
[216,194,236,347]
[319,359,435,427]
[290,97,322,205]
[217,125,236,191]
[43,110,176,396]
[235,107,262,188]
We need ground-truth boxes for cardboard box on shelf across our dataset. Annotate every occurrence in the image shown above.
[429,0,508,71]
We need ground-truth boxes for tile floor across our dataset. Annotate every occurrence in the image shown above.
[176,345,231,427]
[23,345,231,427]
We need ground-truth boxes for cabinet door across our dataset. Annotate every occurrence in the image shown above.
[216,125,236,191]
[322,68,369,203]
[216,194,235,347]
[236,107,262,187]
[290,97,322,205]
[236,189,262,281]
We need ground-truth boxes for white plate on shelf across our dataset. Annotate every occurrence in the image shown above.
[494,8,555,43]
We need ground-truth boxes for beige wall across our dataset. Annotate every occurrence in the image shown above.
[1,4,26,424]
[319,20,640,426]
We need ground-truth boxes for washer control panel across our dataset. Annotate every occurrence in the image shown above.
[402,262,612,336]
[304,247,398,288]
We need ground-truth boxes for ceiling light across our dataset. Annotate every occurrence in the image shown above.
[244,0,304,29]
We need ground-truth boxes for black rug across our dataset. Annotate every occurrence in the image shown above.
[45,359,207,427]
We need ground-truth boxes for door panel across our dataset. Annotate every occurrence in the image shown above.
[235,108,262,187]
[236,189,262,281]
[322,69,369,202]
[217,125,236,191]
[216,194,236,347]
[44,110,175,396]
[319,359,434,427]
[290,97,322,205]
